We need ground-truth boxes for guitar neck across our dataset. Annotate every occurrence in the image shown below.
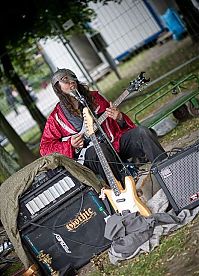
[94,89,129,131]
[90,133,120,196]
[85,72,149,136]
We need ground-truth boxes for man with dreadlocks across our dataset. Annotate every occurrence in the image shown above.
[40,68,166,182]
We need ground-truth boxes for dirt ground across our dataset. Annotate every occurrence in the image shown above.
[162,129,199,151]
[164,216,199,276]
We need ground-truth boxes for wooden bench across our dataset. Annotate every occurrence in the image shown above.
[126,73,199,130]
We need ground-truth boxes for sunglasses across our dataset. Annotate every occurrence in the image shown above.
[59,76,71,84]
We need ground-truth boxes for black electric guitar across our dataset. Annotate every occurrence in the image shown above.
[83,107,151,216]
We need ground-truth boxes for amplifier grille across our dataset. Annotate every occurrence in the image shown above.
[152,142,199,213]
[159,151,198,209]
[25,175,76,215]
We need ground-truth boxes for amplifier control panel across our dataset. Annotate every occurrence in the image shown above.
[18,167,85,230]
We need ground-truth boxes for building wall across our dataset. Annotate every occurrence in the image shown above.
[88,0,162,61]
[39,0,163,80]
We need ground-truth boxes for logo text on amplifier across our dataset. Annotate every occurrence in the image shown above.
[190,192,199,202]
[65,208,96,232]
[160,168,172,178]
[53,233,71,253]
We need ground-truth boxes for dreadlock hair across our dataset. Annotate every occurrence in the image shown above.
[53,80,97,117]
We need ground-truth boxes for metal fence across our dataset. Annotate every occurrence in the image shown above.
[0,0,199,154]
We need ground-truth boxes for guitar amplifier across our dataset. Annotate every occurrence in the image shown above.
[151,141,199,214]
[19,187,110,274]
[18,166,86,230]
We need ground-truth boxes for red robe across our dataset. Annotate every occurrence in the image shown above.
[40,91,136,158]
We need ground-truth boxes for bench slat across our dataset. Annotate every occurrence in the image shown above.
[140,89,199,128]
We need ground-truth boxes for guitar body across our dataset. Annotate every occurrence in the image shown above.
[102,175,151,217]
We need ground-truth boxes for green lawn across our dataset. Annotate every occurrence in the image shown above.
[87,218,198,276]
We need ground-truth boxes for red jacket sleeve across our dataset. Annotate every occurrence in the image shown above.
[93,91,136,129]
[92,91,136,151]
[40,106,76,158]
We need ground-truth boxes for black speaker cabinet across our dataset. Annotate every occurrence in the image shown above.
[151,142,199,214]
[20,187,110,274]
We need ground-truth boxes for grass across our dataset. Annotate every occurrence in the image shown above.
[159,116,199,147]
[86,219,195,276]
[97,36,199,97]
[4,125,41,157]
[1,262,24,276]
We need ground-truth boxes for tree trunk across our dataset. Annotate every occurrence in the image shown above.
[175,0,199,42]
[0,111,37,166]
[1,46,47,132]
[0,145,20,184]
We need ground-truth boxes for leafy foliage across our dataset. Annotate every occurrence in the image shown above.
[1,1,91,45]
[0,0,121,82]
[0,0,121,48]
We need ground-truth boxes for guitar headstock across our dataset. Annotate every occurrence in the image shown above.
[128,72,150,93]
[83,107,94,136]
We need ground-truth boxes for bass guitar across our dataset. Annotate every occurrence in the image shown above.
[83,107,151,217]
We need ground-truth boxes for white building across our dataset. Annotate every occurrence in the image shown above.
[39,0,164,81]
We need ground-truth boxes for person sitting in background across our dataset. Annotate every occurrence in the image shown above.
[4,86,20,116]
[40,68,167,183]
[21,77,38,102]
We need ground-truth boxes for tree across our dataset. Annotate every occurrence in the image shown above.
[175,0,199,42]
[0,0,95,164]
[0,145,20,184]
[1,44,47,131]
[0,0,99,135]
[0,110,36,166]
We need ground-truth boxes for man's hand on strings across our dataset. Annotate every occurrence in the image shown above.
[71,133,84,149]
[106,102,122,121]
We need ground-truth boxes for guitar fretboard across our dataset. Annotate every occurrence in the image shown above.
[83,73,149,139]
[93,89,130,132]
[91,133,120,196]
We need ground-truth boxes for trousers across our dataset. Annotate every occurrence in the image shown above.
[83,126,167,183]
